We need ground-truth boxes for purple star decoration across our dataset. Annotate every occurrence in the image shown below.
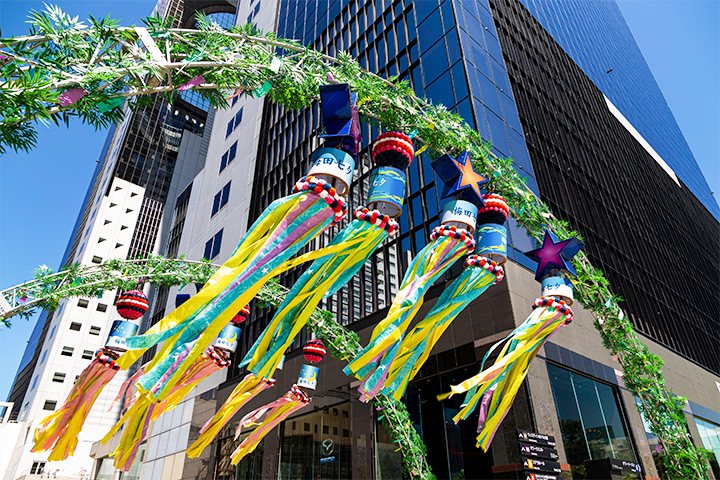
[431,151,488,206]
[524,230,584,281]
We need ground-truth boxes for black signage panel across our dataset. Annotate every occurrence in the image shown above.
[522,458,562,474]
[523,473,559,480]
[517,429,557,447]
[520,442,559,460]
[609,458,641,473]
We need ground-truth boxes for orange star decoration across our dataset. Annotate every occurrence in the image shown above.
[431,151,488,205]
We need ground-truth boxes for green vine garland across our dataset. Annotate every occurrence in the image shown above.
[0,7,712,478]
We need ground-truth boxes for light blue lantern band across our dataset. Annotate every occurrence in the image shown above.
[477,223,508,265]
[212,324,241,353]
[541,276,574,305]
[297,364,319,390]
[441,199,478,233]
[307,147,356,196]
[366,167,407,218]
[105,320,139,352]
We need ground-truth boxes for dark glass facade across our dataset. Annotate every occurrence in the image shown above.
[518,0,720,220]
[489,0,720,373]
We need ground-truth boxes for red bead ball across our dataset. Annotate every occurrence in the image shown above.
[116,290,149,320]
[231,305,251,325]
[303,339,326,363]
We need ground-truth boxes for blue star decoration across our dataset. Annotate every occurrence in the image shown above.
[431,151,488,206]
[524,230,584,281]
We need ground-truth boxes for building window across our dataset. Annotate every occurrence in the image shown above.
[48,325,56,339]
[225,107,244,138]
[91,255,103,264]
[279,401,352,479]
[30,461,45,475]
[211,182,232,217]
[69,322,82,331]
[89,326,101,336]
[42,400,57,411]
[39,350,47,364]
[694,417,720,479]
[82,350,94,360]
[96,303,108,312]
[52,372,66,383]
[547,363,639,476]
[77,298,89,308]
[204,229,224,260]
[219,141,238,173]
[61,346,74,357]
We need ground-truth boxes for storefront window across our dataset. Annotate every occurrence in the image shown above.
[547,363,639,479]
[278,402,352,479]
[694,417,720,479]
[215,434,263,480]
[376,420,402,479]
[405,363,494,480]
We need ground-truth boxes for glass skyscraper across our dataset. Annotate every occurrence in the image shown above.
[200,0,720,478]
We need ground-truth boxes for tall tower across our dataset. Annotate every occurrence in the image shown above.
[3,2,236,479]
[171,1,720,479]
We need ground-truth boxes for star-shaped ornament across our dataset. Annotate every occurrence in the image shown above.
[524,230,584,281]
[431,151,488,206]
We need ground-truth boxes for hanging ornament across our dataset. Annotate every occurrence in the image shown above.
[101,323,240,471]
[116,290,149,320]
[438,229,583,451]
[113,85,357,405]
[303,339,327,363]
[379,194,509,401]
[230,366,316,464]
[232,305,251,324]
[187,374,276,458]
[238,117,411,380]
[344,151,486,402]
[32,320,138,460]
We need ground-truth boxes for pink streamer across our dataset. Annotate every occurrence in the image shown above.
[110,366,145,412]
[178,75,205,91]
[57,88,87,106]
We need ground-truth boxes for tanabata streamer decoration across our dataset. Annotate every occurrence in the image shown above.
[116,290,149,320]
[230,366,316,464]
[186,374,276,458]
[344,151,487,402]
[438,229,583,451]
[113,85,354,408]
[379,193,509,401]
[32,301,142,460]
[102,318,243,470]
[242,125,413,380]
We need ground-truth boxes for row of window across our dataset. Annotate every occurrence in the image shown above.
[68,321,102,336]
[211,182,231,217]
[60,346,95,359]
[204,229,224,260]
[219,141,238,174]
[225,107,244,138]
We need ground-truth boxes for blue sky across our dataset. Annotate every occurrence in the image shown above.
[0,0,718,402]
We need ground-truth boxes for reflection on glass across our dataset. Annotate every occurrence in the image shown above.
[216,433,263,480]
[376,418,403,479]
[278,402,352,480]
[547,363,639,479]
[695,417,720,479]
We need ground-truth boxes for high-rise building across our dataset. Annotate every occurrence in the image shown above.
[9,0,719,478]
[2,2,236,479]
[161,1,718,479]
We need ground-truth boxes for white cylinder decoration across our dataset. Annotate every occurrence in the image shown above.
[541,276,574,305]
[440,199,478,234]
[307,147,355,196]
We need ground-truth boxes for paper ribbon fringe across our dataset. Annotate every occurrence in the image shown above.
[230,386,310,464]
[242,210,396,379]
[344,229,474,401]
[437,297,572,451]
[380,258,504,401]
[187,374,276,458]
[32,349,120,461]
[102,346,231,471]
[116,177,346,404]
